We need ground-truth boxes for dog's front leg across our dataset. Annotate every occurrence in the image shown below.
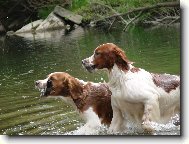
[75,107,102,135]
[142,98,160,133]
[108,105,124,134]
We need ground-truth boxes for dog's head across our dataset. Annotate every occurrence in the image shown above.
[82,43,133,72]
[35,72,83,99]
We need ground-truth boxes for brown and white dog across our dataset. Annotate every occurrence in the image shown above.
[35,72,112,135]
[82,43,180,134]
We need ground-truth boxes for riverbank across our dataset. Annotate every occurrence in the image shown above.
[0,0,180,35]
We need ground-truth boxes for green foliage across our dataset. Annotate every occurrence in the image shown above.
[72,0,178,21]
[69,0,89,11]
[36,0,178,23]
[38,5,55,19]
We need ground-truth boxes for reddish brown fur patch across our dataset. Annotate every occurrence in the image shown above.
[48,72,71,96]
[113,46,132,72]
[93,44,116,70]
[93,43,133,72]
[151,73,180,93]
[81,83,113,125]
[130,67,140,73]
[67,77,83,99]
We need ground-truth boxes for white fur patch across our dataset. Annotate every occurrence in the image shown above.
[74,107,101,135]
[88,54,94,65]
[36,78,48,89]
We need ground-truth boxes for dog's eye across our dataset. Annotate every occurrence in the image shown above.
[95,52,101,57]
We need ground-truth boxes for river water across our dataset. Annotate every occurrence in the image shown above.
[0,25,180,135]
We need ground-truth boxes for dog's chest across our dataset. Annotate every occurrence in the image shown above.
[109,79,143,104]
[109,68,157,103]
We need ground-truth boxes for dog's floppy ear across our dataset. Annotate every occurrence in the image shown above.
[60,77,70,97]
[68,77,83,99]
[113,46,134,70]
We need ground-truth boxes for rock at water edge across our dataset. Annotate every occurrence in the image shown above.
[36,12,65,32]
[15,20,43,33]
[54,5,83,25]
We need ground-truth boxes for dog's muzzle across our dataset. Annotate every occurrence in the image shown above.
[82,59,96,73]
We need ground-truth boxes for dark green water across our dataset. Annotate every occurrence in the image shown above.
[0,25,180,135]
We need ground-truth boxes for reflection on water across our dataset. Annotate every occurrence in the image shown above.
[0,25,180,135]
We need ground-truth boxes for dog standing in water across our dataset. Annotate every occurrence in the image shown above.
[82,43,180,133]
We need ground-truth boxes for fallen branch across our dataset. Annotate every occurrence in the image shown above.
[108,17,116,31]
[143,16,180,25]
[93,1,179,25]
[168,17,180,25]
[92,2,128,25]
[123,11,143,31]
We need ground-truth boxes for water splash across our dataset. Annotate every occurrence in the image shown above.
[64,124,109,135]
[63,116,180,135]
